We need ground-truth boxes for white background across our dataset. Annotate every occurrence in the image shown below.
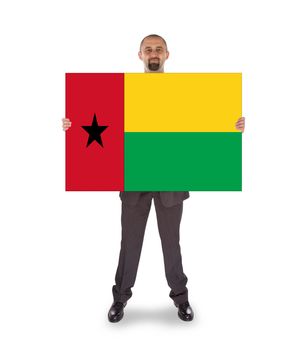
[1,0,307,349]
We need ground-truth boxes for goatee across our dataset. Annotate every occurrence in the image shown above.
[148,62,160,71]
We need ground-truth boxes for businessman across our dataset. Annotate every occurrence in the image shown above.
[63,34,245,323]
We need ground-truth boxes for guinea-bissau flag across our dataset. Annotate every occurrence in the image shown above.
[65,73,242,191]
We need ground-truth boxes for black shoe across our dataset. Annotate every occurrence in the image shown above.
[108,301,127,323]
[175,301,194,321]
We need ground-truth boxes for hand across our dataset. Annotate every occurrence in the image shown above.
[62,118,72,131]
[235,117,245,133]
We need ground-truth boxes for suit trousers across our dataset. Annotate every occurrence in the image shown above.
[112,192,188,304]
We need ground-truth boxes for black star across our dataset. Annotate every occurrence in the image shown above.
[82,114,108,148]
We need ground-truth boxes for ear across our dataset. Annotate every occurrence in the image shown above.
[166,51,170,60]
[138,51,142,60]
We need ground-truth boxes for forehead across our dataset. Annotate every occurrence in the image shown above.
[141,37,166,49]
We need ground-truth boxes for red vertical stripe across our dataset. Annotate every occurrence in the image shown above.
[66,73,124,190]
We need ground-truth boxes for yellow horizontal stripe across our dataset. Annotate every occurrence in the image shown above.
[124,73,241,132]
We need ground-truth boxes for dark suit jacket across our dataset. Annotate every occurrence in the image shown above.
[119,192,190,207]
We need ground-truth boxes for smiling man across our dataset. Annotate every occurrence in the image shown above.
[62,34,245,323]
[110,34,194,323]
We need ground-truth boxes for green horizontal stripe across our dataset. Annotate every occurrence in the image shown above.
[124,132,242,191]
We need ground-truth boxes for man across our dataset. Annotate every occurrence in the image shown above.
[63,34,245,323]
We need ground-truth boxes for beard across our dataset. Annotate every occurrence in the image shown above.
[148,60,160,71]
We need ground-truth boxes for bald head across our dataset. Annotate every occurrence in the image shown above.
[139,34,168,51]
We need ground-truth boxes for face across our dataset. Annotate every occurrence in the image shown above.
[138,37,169,73]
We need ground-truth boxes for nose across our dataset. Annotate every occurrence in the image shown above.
[149,50,159,58]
